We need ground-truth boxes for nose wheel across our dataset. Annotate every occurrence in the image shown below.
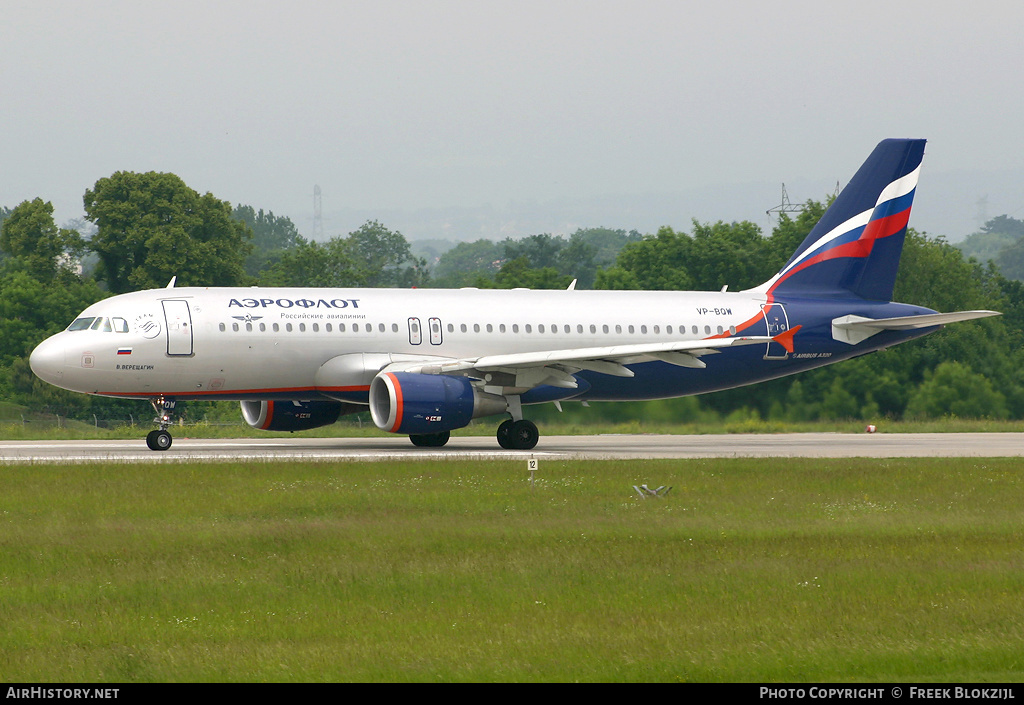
[146,429,173,451]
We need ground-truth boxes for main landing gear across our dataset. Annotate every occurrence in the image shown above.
[146,397,175,451]
[408,420,538,450]
[496,395,538,450]
[496,419,539,450]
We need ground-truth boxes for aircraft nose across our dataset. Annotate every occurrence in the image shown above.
[29,335,66,387]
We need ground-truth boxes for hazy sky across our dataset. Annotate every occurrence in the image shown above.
[3,0,1023,240]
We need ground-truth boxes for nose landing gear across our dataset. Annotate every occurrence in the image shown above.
[146,397,175,451]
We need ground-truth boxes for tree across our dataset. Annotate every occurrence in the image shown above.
[84,172,252,293]
[260,236,363,287]
[482,256,573,290]
[595,226,695,290]
[345,220,428,288]
[905,361,1008,419]
[233,205,301,276]
[502,233,565,270]
[687,219,774,290]
[431,239,504,287]
[0,268,106,364]
[0,198,85,281]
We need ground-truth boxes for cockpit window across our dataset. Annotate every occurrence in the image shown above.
[67,316,129,333]
[68,317,97,331]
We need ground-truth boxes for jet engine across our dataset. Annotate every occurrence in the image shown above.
[369,372,506,435]
[241,400,356,432]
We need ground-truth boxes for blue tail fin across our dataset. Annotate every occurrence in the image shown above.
[757,138,926,301]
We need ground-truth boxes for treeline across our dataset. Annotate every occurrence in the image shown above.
[957,215,1024,280]
[1,170,1021,425]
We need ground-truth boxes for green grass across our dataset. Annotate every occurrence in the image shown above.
[1,457,1022,682]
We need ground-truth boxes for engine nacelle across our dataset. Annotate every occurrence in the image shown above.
[369,372,506,435]
[241,400,349,432]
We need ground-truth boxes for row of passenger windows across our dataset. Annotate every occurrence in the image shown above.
[218,320,738,337]
[219,321,393,333]
[447,322,737,336]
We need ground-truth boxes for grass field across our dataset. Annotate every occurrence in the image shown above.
[1,457,1022,682]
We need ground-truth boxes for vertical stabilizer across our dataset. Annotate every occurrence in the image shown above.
[757,139,926,301]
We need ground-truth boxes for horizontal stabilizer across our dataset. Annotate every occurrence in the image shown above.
[832,310,1000,345]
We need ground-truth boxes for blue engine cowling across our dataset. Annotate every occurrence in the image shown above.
[369,372,506,435]
[241,400,352,432]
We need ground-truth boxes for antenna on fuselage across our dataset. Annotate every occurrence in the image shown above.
[166,276,177,288]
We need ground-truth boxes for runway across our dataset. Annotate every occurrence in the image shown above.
[2,432,1024,463]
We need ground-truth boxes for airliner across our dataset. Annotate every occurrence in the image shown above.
[29,139,998,450]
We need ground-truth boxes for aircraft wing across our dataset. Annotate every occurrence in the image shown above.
[832,310,1000,345]
[383,333,784,392]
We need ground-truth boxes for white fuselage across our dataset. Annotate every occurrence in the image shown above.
[30,286,768,401]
